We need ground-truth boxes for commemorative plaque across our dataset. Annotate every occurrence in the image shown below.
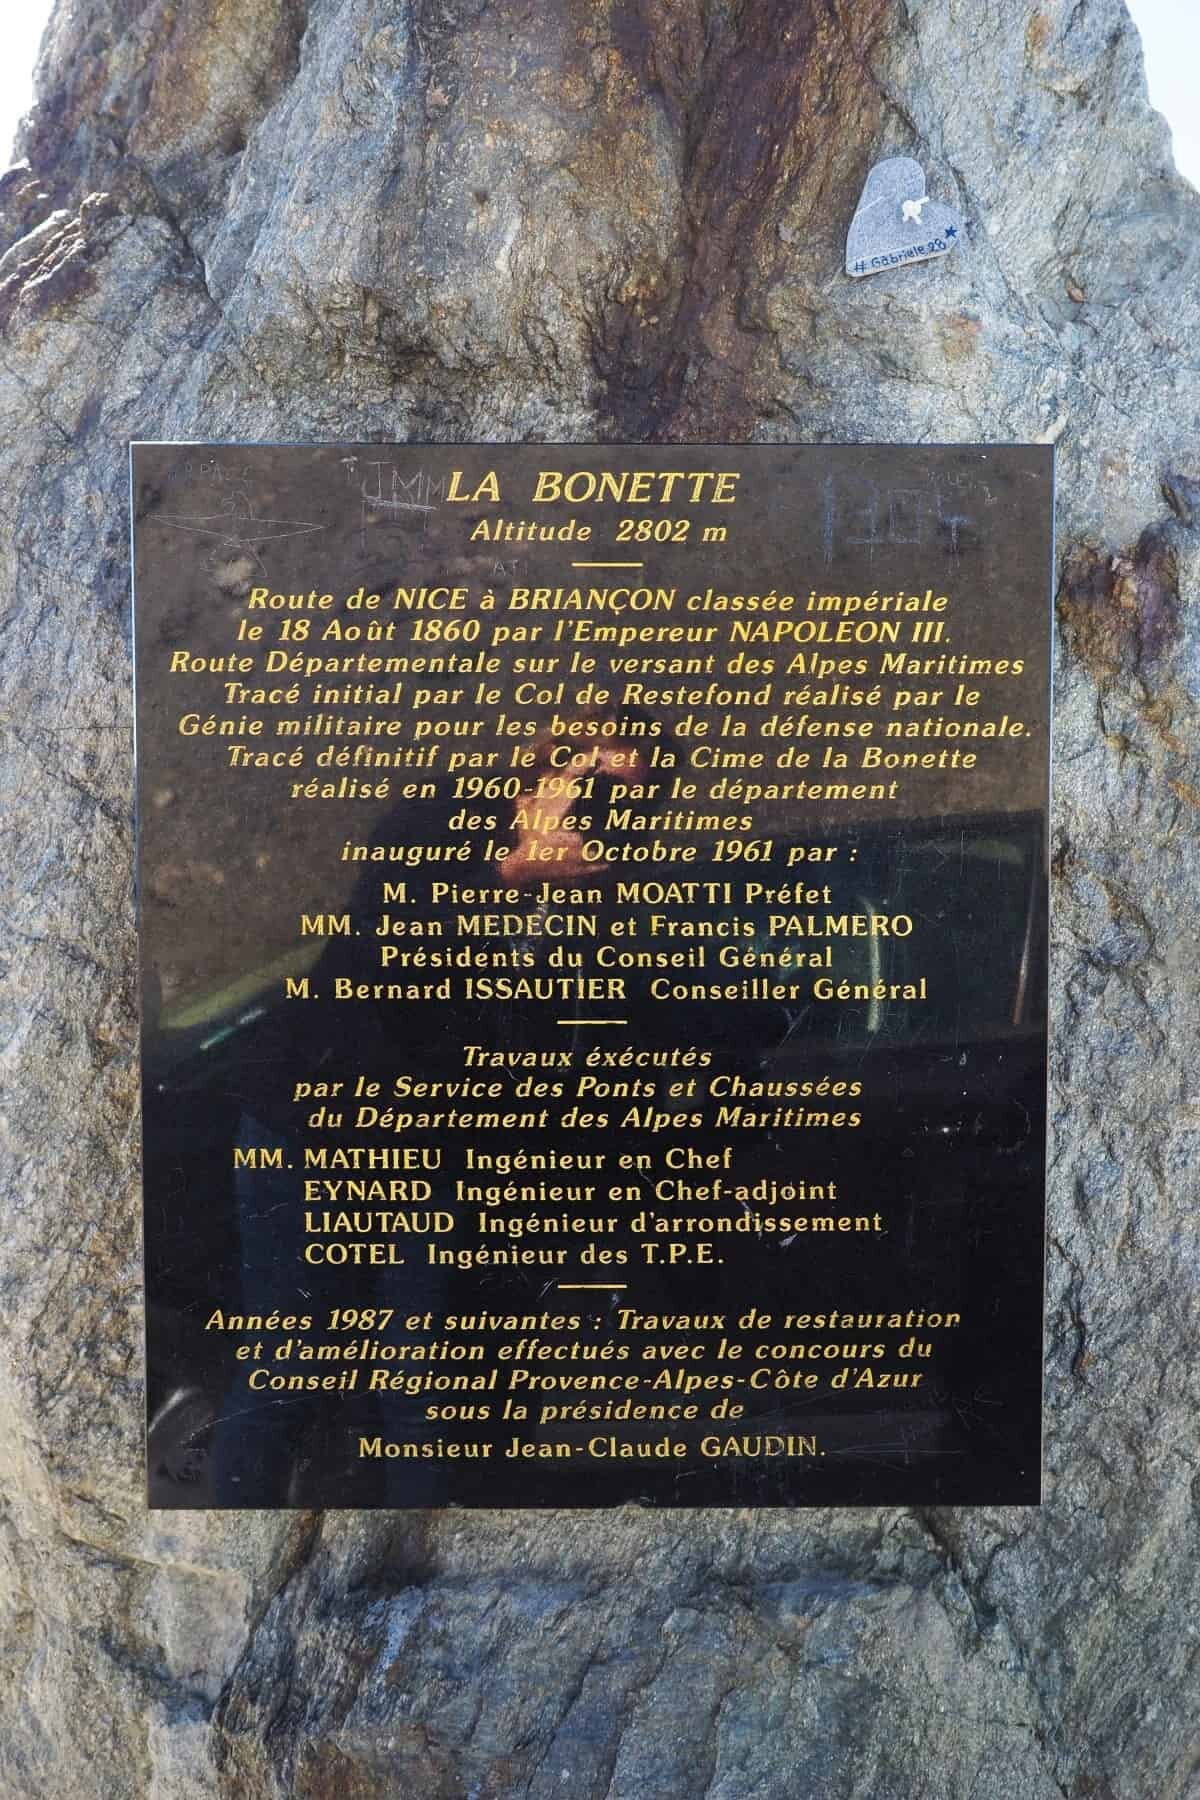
[134,444,1051,1509]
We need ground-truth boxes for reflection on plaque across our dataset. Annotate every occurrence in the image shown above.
[133,444,1051,1508]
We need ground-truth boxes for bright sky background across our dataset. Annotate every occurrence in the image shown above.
[2,5,48,163]
[1129,0,1200,185]
[0,1,1194,186]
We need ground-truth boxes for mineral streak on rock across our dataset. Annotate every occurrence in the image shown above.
[1059,520,1182,683]
[2,0,1199,1796]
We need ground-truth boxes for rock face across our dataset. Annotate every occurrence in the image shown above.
[1,0,1197,1794]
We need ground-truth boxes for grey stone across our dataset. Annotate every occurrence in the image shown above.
[2,0,1199,1796]
[845,155,961,277]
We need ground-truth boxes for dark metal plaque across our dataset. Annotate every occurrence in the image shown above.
[133,443,1050,1509]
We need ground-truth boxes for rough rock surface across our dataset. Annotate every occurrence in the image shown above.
[1,1,1198,1795]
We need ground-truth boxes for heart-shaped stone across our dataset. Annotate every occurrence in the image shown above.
[845,156,961,279]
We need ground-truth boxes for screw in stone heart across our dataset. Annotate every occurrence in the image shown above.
[844,157,962,279]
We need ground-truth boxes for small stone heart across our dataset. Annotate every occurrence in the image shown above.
[845,156,961,279]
